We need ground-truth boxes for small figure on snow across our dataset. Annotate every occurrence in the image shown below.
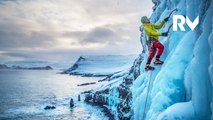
[140,16,169,71]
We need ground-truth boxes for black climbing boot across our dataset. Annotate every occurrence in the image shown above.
[154,58,164,65]
[145,64,155,71]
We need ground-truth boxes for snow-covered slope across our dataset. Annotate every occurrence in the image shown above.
[65,55,137,76]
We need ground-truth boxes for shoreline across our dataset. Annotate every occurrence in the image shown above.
[85,102,115,120]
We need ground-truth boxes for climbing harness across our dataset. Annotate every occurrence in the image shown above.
[146,39,154,52]
[142,71,153,120]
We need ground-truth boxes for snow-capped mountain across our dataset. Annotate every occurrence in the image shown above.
[64,55,137,76]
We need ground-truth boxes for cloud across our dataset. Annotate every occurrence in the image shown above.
[1,51,33,59]
[81,27,115,44]
[0,0,153,62]
[0,22,58,51]
[62,31,86,38]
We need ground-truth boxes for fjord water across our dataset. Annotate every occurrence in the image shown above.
[0,69,107,120]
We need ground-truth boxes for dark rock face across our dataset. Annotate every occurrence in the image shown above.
[69,72,109,77]
[70,98,74,108]
[0,64,53,70]
[84,85,132,119]
[78,95,81,101]
[83,54,144,119]
[117,85,132,120]
[77,82,96,86]
[27,66,52,70]
[84,89,109,105]
[84,93,93,103]
[127,53,143,80]
[0,64,10,69]
[64,56,86,73]
[44,105,56,110]
[11,65,53,70]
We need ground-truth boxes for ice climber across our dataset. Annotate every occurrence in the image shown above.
[140,16,169,71]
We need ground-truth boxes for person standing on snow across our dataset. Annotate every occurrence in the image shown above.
[140,16,169,71]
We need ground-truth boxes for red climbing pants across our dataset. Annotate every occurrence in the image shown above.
[147,40,164,64]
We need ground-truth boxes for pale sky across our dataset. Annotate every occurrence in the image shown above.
[0,0,153,62]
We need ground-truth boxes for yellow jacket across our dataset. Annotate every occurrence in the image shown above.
[143,20,166,40]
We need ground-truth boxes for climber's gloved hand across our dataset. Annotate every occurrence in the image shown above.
[162,32,168,36]
[164,17,169,22]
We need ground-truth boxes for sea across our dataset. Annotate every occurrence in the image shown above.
[0,69,108,120]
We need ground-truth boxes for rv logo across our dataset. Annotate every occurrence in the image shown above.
[173,15,199,31]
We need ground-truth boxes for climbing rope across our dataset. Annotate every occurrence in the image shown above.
[142,71,153,120]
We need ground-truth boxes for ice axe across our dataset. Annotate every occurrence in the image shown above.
[165,8,177,33]
[163,8,178,22]
[167,23,173,33]
[168,8,178,18]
